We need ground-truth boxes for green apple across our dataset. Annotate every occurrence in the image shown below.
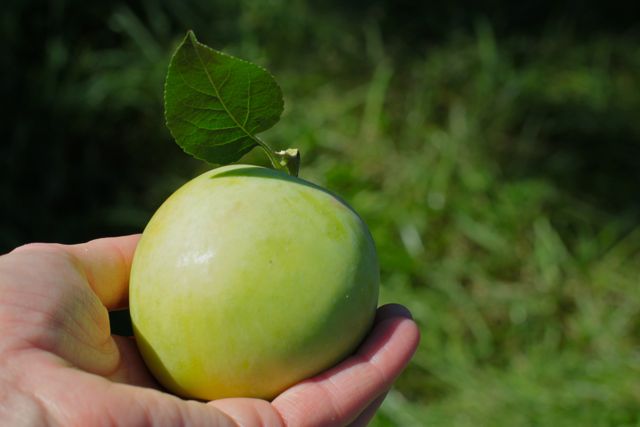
[129,164,379,400]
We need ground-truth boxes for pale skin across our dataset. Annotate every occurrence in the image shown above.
[0,235,420,426]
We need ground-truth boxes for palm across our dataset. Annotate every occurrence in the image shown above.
[0,236,419,426]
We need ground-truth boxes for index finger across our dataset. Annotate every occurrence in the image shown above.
[64,234,140,310]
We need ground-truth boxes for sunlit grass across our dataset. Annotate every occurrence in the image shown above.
[263,25,640,426]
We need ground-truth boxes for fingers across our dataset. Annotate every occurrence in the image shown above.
[27,361,242,427]
[105,383,242,427]
[208,398,285,426]
[272,303,420,426]
[63,235,140,309]
[347,391,389,427]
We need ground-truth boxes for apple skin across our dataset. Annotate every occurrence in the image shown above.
[129,164,379,400]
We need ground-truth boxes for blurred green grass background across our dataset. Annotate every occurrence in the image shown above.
[2,1,640,425]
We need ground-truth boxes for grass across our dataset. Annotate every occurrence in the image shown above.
[4,1,640,425]
[261,24,640,426]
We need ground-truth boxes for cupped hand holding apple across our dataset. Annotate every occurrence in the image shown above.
[0,236,419,426]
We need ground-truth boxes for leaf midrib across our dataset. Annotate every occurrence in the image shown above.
[190,38,259,146]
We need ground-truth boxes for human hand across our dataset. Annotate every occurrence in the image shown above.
[0,236,419,426]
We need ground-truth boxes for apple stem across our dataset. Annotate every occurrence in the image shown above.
[274,148,300,177]
[253,136,300,177]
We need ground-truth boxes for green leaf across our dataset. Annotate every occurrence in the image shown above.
[164,31,284,165]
